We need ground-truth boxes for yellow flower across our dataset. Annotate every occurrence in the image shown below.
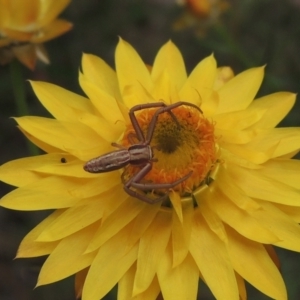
[1,39,300,300]
[0,0,72,69]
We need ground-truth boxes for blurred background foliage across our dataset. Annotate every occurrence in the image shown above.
[0,0,300,299]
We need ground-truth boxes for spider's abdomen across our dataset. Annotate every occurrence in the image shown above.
[84,144,153,173]
[84,149,130,173]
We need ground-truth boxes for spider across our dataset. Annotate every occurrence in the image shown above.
[84,101,202,204]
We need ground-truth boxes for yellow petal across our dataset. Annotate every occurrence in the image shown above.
[19,127,62,154]
[260,158,300,189]
[5,0,39,29]
[201,91,219,117]
[31,19,73,43]
[180,54,217,107]
[216,128,257,144]
[0,153,66,187]
[214,109,266,130]
[221,147,262,170]
[222,142,274,164]
[118,263,136,300]
[133,210,172,295]
[251,201,300,252]
[4,153,98,182]
[82,224,138,300]
[115,39,152,102]
[169,190,183,222]
[15,116,110,161]
[213,66,234,90]
[79,77,125,124]
[121,82,156,107]
[190,210,240,300]
[0,176,82,210]
[37,223,98,285]
[171,198,193,267]
[37,183,123,241]
[206,186,279,244]
[31,156,100,178]
[125,203,160,251]
[30,81,94,121]
[217,66,265,114]
[217,166,261,211]
[119,264,160,300]
[81,53,120,98]
[248,128,300,158]
[157,246,199,300]
[249,92,296,129]
[274,203,300,222]
[37,0,71,27]
[85,197,145,253]
[79,53,126,123]
[17,210,64,258]
[78,112,124,143]
[151,41,187,94]
[150,71,180,104]
[227,164,300,206]
[226,225,287,300]
[198,199,227,243]
[2,27,34,41]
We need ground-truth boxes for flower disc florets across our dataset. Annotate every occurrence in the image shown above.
[122,103,217,197]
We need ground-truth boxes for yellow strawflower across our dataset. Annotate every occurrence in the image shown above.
[1,39,300,300]
[0,0,72,69]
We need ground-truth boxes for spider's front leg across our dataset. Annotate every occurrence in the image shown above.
[129,102,180,143]
[145,101,202,144]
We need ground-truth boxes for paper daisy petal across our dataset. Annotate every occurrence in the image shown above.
[151,41,187,95]
[217,66,264,113]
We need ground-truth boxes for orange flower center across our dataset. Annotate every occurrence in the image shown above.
[121,103,218,198]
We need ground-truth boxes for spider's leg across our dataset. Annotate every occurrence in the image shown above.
[127,132,139,145]
[123,163,157,203]
[124,163,152,188]
[111,142,125,149]
[145,101,202,144]
[130,171,193,191]
[125,165,192,204]
[124,185,168,204]
[129,102,179,143]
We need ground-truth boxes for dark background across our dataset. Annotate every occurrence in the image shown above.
[0,0,300,299]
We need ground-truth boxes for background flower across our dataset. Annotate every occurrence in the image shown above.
[173,0,229,34]
[0,0,72,69]
[0,39,300,300]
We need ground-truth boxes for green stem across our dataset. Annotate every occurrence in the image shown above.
[9,60,39,156]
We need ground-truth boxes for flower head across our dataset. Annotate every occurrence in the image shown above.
[0,0,72,69]
[1,39,300,300]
